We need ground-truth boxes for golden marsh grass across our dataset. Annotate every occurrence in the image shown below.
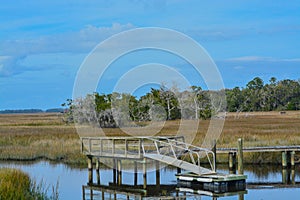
[0,111,299,164]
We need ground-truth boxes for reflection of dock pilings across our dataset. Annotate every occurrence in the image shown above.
[82,183,247,200]
[282,168,296,185]
[87,157,160,190]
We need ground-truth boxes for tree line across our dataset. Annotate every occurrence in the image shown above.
[0,108,64,114]
[62,77,300,127]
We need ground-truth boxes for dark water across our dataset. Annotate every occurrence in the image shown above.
[0,161,299,200]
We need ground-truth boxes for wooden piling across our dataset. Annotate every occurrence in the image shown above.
[290,151,295,168]
[96,159,100,185]
[237,138,244,175]
[117,159,122,185]
[229,152,236,174]
[177,167,181,174]
[134,161,138,186]
[282,151,288,169]
[156,161,160,186]
[113,159,117,184]
[212,139,217,171]
[143,158,147,189]
[87,155,93,184]
[101,191,105,200]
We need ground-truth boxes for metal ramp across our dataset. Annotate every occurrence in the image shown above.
[141,137,216,175]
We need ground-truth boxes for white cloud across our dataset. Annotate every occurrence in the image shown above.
[0,23,135,77]
[226,56,273,62]
[226,56,300,62]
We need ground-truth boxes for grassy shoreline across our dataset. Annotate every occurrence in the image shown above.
[0,112,299,165]
[0,168,58,200]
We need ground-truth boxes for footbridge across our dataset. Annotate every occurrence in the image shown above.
[81,136,216,175]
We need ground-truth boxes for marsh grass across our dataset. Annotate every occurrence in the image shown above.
[0,168,58,200]
[0,111,299,164]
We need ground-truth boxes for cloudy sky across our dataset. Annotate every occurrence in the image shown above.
[1,0,300,110]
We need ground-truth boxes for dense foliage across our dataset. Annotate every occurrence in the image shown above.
[62,77,300,127]
[226,77,300,112]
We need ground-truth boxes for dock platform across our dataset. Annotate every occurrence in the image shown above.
[177,172,247,193]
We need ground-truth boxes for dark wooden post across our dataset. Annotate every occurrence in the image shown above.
[96,159,100,185]
[113,159,117,184]
[156,161,160,186]
[177,167,181,174]
[229,152,236,174]
[237,138,244,175]
[212,139,217,171]
[82,186,86,200]
[134,161,138,186]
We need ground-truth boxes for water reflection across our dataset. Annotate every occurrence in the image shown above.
[82,183,247,200]
[0,161,299,200]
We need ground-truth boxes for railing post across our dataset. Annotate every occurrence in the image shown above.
[100,139,103,156]
[125,139,128,157]
[112,139,115,155]
[139,139,142,158]
[89,138,92,153]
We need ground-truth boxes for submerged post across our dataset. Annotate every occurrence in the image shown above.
[237,138,244,175]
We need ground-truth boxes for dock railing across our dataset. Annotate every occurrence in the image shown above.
[81,136,216,174]
[142,136,216,172]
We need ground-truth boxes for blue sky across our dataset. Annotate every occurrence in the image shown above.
[1,0,300,109]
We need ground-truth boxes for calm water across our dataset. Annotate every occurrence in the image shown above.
[0,161,299,200]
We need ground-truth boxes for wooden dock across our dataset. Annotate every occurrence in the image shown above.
[217,145,300,153]
[80,136,247,194]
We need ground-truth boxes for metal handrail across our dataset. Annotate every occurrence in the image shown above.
[155,136,215,171]
[143,137,215,172]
